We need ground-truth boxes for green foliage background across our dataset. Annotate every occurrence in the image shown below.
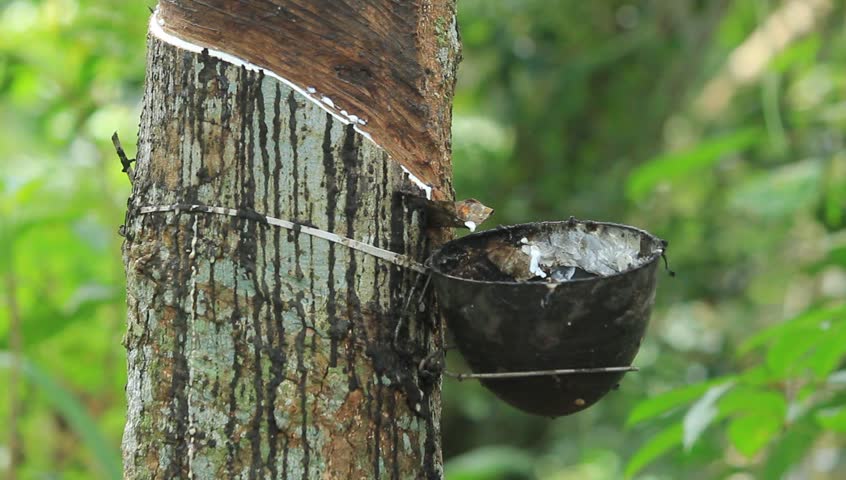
[2,0,846,478]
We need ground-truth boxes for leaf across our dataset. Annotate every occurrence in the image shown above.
[816,407,846,432]
[766,330,822,377]
[727,413,782,457]
[719,387,786,418]
[0,284,123,349]
[737,365,781,387]
[624,424,683,478]
[626,128,761,201]
[728,159,823,219]
[761,418,819,479]
[0,353,121,479]
[0,211,82,270]
[721,388,787,458]
[738,304,846,355]
[806,245,846,273]
[63,283,123,316]
[627,378,732,428]
[5,174,47,207]
[771,35,821,73]
[444,446,535,480]
[761,312,846,378]
[805,322,846,379]
[683,381,736,450]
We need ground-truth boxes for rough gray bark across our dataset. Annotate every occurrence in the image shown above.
[121,33,450,478]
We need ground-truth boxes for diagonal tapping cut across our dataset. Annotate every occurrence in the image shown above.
[152,1,461,201]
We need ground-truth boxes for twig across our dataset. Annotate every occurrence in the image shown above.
[446,365,639,381]
[111,132,135,184]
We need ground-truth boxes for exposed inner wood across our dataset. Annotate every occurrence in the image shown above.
[157,0,461,201]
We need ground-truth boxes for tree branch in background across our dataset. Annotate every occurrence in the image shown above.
[694,0,832,122]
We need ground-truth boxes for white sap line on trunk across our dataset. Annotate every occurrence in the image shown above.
[149,9,432,199]
[400,166,433,200]
[139,204,429,273]
[150,10,350,126]
[186,216,199,479]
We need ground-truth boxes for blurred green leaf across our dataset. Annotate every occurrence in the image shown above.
[627,378,731,428]
[683,381,735,450]
[0,352,121,479]
[771,35,821,73]
[627,128,761,201]
[816,406,846,432]
[727,413,782,457]
[738,304,846,355]
[805,322,846,379]
[759,310,846,380]
[445,446,534,480]
[766,328,824,377]
[624,424,683,479]
[761,418,819,479]
[719,387,786,418]
[806,244,846,273]
[0,283,122,349]
[728,159,823,219]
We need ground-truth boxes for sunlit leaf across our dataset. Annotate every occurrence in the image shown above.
[816,407,846,432]
[805,322,846,379]
[719,387,786,418]
[738,304,846,355]
[624,424,683,479]
[766,330,822,377]
[683,381,735,450]
[771,35,821,73]
[760,310,846,378]
[737,365,781,386]
[10,173,48,204]
[627,378,732,428]
[727,413,782,457]
[627,128,761,201]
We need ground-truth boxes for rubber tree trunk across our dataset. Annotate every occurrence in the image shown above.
[121,2,459,479]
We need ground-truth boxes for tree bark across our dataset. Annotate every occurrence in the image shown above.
[121,3,458,478]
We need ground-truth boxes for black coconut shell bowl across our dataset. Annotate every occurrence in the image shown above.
[429,218,665,417]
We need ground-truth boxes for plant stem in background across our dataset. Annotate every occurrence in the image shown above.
[4,271,22,480]
[694,0,832,121]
